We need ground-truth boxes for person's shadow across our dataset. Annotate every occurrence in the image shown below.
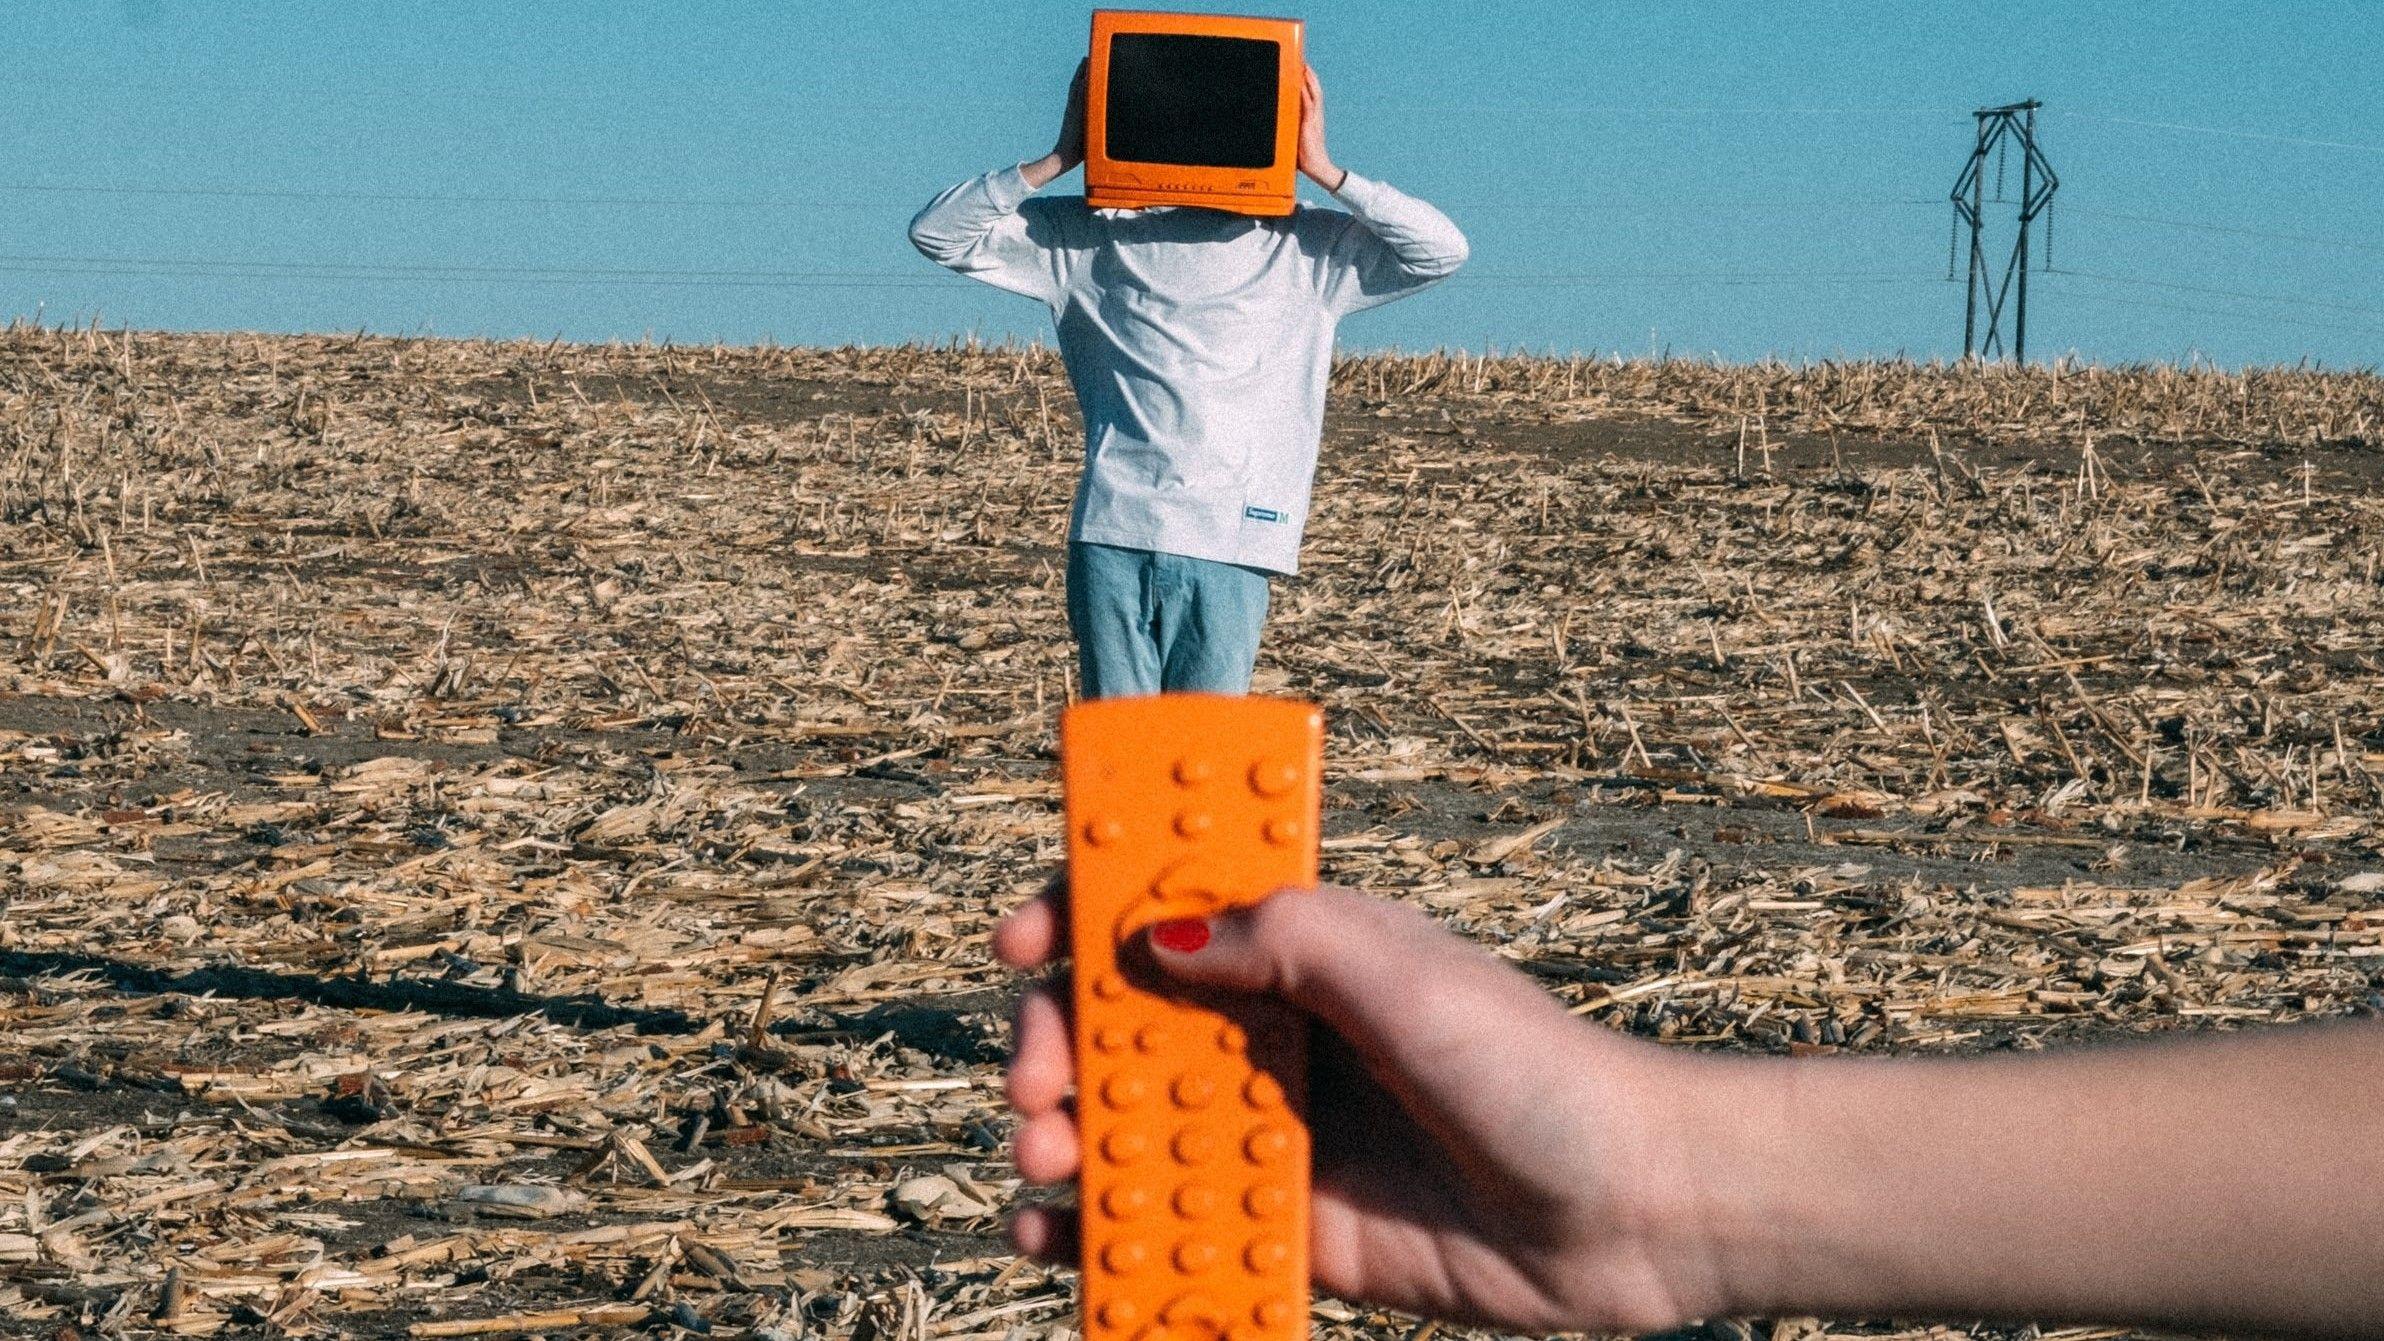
[0,946,699,1034]
[0,948,1003,1067]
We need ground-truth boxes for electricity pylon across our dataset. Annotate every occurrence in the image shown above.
[1951,99,2059,361]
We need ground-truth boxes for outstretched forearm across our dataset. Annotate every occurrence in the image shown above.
[1675,1023,2384,1337]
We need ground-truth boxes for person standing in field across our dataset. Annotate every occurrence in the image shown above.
[909,62,1467,699]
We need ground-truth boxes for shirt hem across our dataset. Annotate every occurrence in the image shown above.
[1071,525,1299,578]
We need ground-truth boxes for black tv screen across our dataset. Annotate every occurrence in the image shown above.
[1104,32,1280,169]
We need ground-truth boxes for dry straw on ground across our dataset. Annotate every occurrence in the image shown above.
[2,324,2381,1338]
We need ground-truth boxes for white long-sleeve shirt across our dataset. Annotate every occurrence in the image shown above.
[908,165,1467,575]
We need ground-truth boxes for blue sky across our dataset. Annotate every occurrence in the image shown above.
[5,1,2381,366]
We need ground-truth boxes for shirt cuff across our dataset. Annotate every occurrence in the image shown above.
[1328,169,1388,214]
[988,163,1039,211]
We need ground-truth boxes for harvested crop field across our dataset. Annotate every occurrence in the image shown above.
[3,325,2383,1340]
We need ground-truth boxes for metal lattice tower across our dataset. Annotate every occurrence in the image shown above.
[1951,99,2059,361]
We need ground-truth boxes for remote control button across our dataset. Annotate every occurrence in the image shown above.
[1172,1182,1220,1219]
[1171,1126,1221,1165]
[1244,1124,1292,1164]
[1172,1072,1220,1108]
[1249,759,1301,797]
[1102,1073,1152,1109]
[1102,1184,1155,1219]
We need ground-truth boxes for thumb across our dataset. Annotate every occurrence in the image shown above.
[1144,888,1587,1121]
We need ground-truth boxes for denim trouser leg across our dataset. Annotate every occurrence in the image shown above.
[1149,549,1269,693]
[1066,542,1271,699]
[1066,542,1163,699]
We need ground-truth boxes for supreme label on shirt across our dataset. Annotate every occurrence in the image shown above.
[1244,505,1283,523]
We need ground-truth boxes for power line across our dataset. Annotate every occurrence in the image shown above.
[1458,270,1933,289]
[2058,203,2384,256]
[2051,267,2384,320]
[0,256,948,290]
[0,253,1936,292]
[0,248,1946,293]
[1440,196,1938,214]
[0,176,1942,219]
[0,180,881,210]
[0,251,931,282]
[2062,110,2384,157]
[0,264,947,290]
[1372,102,1956,117]
[2042,283,2384,341]
[3,158,2372,352]
[0,257,1942,295]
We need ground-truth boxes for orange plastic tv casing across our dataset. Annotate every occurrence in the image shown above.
[1060,693,1322,1341]
[1085,10,1305,219]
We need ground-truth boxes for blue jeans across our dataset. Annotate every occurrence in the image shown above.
[1066,542,1272,699]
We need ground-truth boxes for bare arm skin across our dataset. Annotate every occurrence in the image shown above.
[1709,1023,2384,1337]
[1018,60,1087,191]
[997,884,2384,1338]
[1296,65,1348,193]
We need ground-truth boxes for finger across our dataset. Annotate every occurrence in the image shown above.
[1005,979,1073,1116]
[1013,1110,1082,1184]
[993,873,1067,969]
[993,898,1059,969]
[1144,888,1583,1135]
[1009,1202,1081,1264]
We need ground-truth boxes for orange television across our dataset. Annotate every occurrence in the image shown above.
[1084,10,1305,218]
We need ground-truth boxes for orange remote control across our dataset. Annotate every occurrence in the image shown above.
[1061,694,1323,1341]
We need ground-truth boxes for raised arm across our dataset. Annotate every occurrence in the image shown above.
[906,62,1089,303]
[1293,66,1469,313]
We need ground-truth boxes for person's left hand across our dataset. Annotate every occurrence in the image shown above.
[1297,65,1346,192]
[1055,58,1090,172]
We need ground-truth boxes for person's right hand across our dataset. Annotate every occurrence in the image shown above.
[994,883,1733,1334]
[1295,65,1347,192]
